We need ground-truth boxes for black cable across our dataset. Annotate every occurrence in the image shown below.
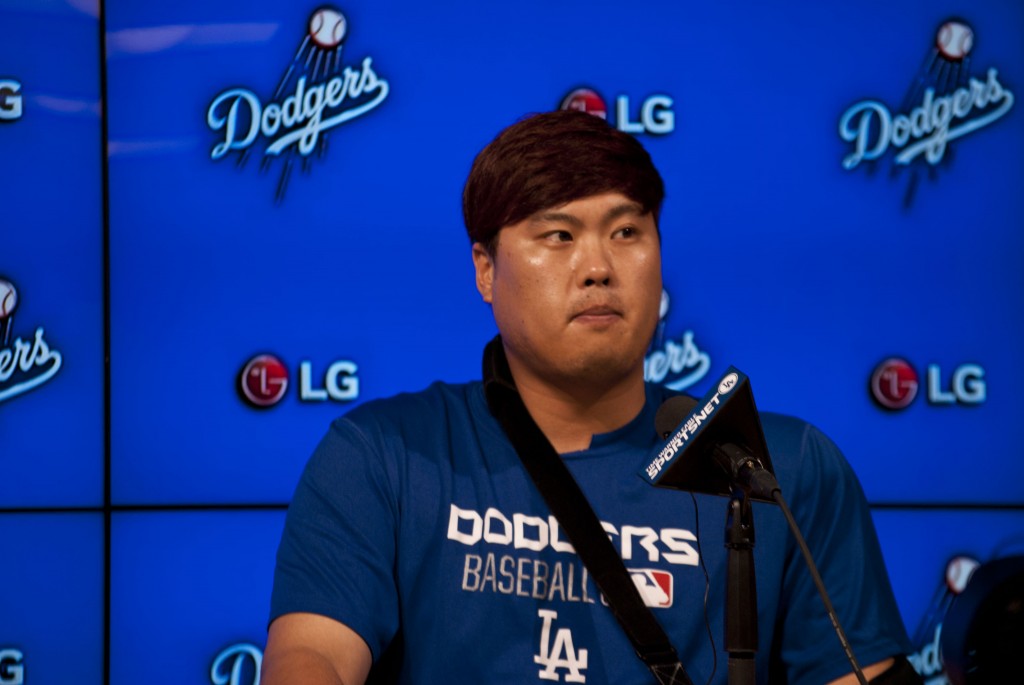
[689,492,717,685]
[772,490,869,685]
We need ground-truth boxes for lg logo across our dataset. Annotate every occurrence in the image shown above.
[870,357,986,410]
[0,80,22,121]
[238,353,358,408]
[0,649,23,685]
[560,87,674,135]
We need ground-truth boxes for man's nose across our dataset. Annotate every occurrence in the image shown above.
[577,239,612,287]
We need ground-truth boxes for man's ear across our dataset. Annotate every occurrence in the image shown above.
[472,242,494,303]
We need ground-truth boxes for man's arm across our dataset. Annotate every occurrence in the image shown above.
[830,655,926,684]
[828,655,924,685]
[826,657,892,684]
[261,612,373,685]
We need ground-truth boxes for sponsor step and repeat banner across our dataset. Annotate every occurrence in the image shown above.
[2,0,1022,682]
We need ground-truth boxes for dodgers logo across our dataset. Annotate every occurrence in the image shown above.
[207,7,390,202]
[645,289,710,392]
[535,609,588,683]
[210,643,262,685]
[0,278,62,405]
[838,19,1015,207]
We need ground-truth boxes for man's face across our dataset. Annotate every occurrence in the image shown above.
[473,192,663,392]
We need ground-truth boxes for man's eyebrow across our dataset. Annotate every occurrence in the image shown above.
[603,202,645,223]
[532,202,644,227]
[532,211,584,228]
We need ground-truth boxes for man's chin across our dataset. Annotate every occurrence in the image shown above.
[502,334,649,392]
[558,348,644,388]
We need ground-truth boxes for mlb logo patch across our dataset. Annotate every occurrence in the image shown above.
[629,569,674,608]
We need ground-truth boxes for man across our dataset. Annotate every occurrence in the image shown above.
[262,110,918,684]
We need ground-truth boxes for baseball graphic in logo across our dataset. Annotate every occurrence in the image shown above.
[945,555,981,593]
[718,372,739,395]
[936,21,974,61]
[309,7,347,48]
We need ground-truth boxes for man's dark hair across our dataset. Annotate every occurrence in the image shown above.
[462,110,665,254]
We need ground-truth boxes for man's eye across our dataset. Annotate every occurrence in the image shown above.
[614,226,637,239]
[545,230,573,242]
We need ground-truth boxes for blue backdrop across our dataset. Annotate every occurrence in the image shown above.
[1,0,1021,682]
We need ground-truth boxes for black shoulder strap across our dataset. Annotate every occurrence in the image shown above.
[482,336,694,685]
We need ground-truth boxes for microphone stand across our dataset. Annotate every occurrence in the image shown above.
[724,487,757,685]
[649,370,871,685]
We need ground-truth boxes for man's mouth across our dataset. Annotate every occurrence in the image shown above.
[571,305,622,322]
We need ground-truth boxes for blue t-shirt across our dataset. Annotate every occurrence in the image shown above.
[271,380,911,684]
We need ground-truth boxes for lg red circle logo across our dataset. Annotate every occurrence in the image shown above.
[239,354,289,408]
[869,358,919,410]
[559,88,608,119]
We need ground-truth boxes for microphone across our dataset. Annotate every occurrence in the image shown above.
[642,366,871,685]
[655,395,698,438]
[641,367,779,502]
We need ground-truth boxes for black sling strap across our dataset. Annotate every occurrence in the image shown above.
[482,336,694,685]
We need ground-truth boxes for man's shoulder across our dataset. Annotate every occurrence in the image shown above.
[759,410,819,445]
[646,382,820,443]
[646,382,843,470]
[305,380,494,474]
[757,411,859,496]
[332,379,486,436]
[759,411,843,458]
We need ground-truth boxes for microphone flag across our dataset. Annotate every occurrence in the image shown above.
[639,366,778,503]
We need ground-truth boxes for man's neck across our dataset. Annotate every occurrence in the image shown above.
[506,358,648,454]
